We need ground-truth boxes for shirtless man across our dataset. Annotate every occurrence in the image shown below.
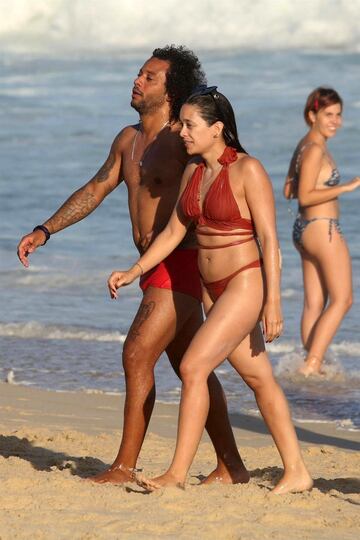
[17,45,248,485]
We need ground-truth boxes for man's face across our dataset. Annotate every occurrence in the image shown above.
[131,57,170,115]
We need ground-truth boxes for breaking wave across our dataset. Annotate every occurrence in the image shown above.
[1,0,360,55]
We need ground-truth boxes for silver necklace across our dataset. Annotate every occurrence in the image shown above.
[199,164,223,205]
[201,164,223,191]
[131,121,169,167]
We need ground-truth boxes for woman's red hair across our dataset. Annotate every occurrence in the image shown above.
[304,87,343,126]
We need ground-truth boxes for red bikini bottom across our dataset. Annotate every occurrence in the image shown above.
[202,259,262,301]
[139,248,202,301]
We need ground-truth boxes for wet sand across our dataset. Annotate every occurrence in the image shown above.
[0,382,359,539]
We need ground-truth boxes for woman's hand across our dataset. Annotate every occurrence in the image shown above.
[344,176,360,193]
[107,268,139,299]
[262,299,283,343]
[283,177,296,200]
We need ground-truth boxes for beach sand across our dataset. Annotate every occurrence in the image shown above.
[0,382,359,540]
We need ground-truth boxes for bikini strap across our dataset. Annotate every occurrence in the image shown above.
[194,146,238,172]
[217,146,238,167]
[196,230,252,237]
[197,236,254,249]
[295,142,315,173]
[202,259,263,287]
[185,160,205,193]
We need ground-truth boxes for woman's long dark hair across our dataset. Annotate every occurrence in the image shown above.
[185,89,247,154]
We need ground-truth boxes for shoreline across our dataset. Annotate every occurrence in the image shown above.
[1,382,359,446]
[0,382,359,539]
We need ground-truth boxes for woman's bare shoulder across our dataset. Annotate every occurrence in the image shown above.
[300,140,324,160]
[182,157,202,183]
[235,154,267,177]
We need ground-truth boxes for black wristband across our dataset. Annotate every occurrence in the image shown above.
[33,225,51,245]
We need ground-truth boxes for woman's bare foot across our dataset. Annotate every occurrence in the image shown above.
[298,355,324,377]
[201,463,250,485]
[271,465,313,495]
[88,463,135,484]
[135,472,185,492]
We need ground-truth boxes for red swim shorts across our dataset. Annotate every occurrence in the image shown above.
[139,248,202,301]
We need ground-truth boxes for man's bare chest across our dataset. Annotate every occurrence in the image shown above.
[123,149,185,195]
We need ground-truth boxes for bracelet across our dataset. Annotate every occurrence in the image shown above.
[134,262,144,275]
[33,225,51,245]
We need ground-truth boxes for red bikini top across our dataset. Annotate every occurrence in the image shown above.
[180,146,255,235]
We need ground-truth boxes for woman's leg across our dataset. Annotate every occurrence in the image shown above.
[300,222,353,375]
[199,285,249,485]
[165,301,249,485]
[300,251,327,351]
[137,270,263,489]
[227,325,313,494]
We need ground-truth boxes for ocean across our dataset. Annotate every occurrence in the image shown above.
[1,0,359,431]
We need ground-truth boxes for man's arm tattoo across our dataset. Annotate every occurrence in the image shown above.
[44,150,117,233]
[94,152,116,183]
[45,190,98,232]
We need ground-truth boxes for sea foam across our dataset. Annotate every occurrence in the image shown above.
[1,0,360,55]
[0,321,126,342]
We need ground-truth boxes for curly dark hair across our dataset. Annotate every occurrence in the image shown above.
[152,45,207,122]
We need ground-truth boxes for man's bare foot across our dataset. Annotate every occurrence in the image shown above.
[201,464,250,485]
[88,463,135,484]
[298,355,324,377]
[135,472,185,492]
[271,466,313,495]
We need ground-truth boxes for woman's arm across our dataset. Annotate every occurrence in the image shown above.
[108,163,196,298]
[298,145,360,206]
[243,158,283,342]
[283,155,297,199]
[283,174,295,200]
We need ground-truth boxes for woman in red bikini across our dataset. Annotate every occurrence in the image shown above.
[284,88,360,376]
[108,87,312,494]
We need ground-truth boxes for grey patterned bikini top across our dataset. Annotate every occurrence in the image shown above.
[292,142,341,189]
[323,167,340,186]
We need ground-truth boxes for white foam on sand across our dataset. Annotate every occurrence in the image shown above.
[331,341,360,357]
[293,417,360,432]
[0,321,126,342]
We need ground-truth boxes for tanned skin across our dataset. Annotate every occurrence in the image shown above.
[17,56,249,485]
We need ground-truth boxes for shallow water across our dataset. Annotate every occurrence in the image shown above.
[1,39,359,430]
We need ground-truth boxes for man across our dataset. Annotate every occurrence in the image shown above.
[17,45,248,484]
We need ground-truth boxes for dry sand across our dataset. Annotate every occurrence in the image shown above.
[0,382,359,539]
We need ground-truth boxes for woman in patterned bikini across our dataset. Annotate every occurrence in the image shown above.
[108,86,312,494]
[284,87,360,376]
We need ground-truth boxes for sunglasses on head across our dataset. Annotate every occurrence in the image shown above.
[189,85,220,100]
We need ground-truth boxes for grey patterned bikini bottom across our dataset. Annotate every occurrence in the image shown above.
[293,214,342,249]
